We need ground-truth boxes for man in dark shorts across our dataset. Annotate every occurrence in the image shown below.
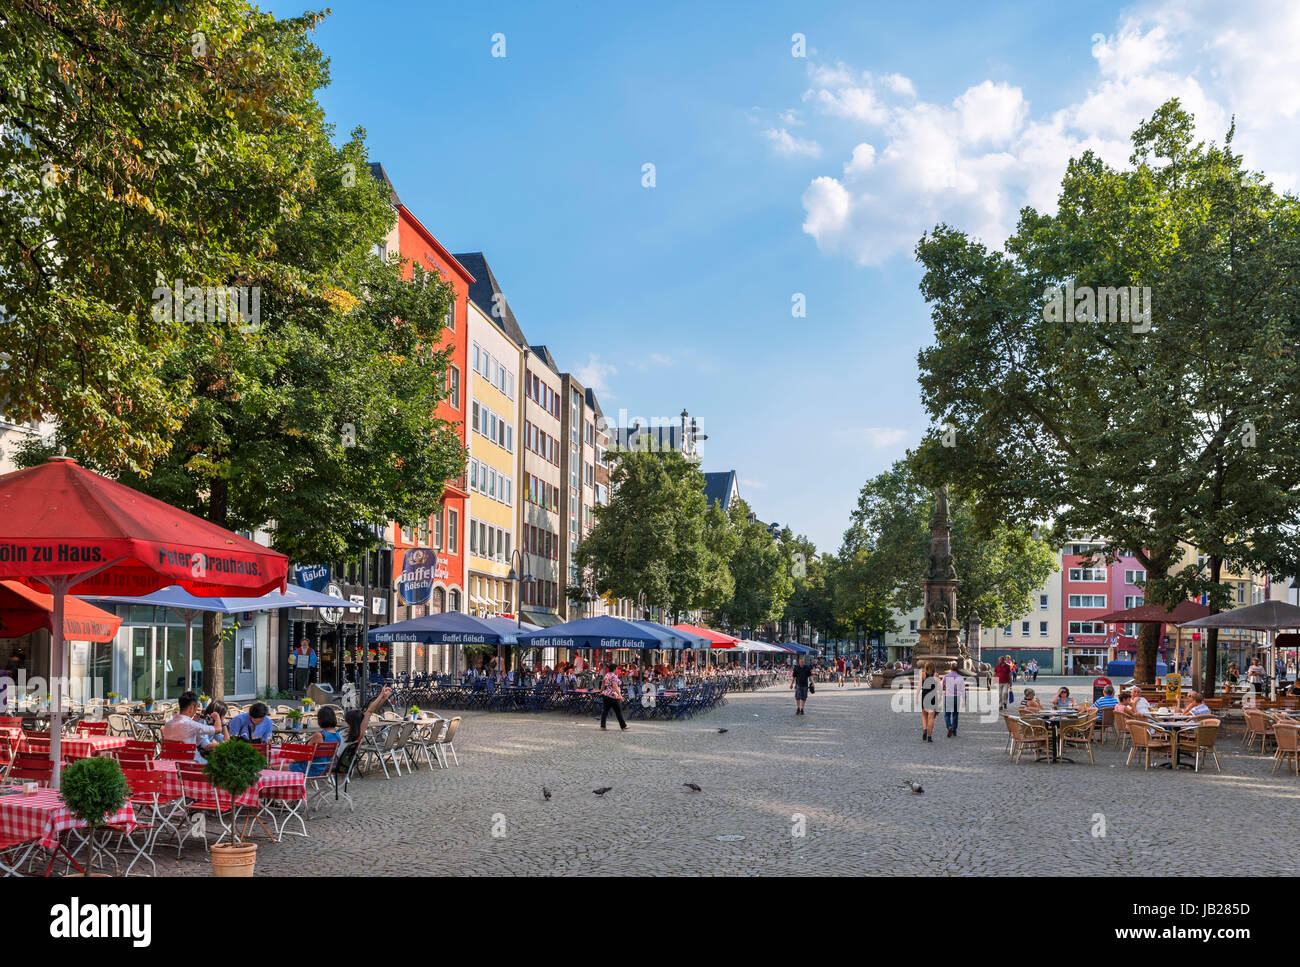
[791,656,813,715]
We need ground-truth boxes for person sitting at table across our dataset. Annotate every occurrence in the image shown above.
[1123,685,1151,715]
[344,685,393,745]
[162,691,226,762]
[1019,689,1043,712]
[198,700,229,752]
[285,706,344,773]
[227,702,273,743]
[1086,684,1119,722]
[1052,687,1074,709]
[1182,691,1211,716]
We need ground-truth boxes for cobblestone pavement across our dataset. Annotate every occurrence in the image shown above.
[138,677,1300,875]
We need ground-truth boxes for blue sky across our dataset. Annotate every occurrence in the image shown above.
[266,0,1299,553]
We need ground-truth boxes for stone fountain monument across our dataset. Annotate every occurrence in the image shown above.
[913,486,969,672]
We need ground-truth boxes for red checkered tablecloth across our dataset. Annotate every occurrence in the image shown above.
[148,762,305,806]
[0,788,137,849]
[62,734,128,760]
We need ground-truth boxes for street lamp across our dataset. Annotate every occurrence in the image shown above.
[505,549,535,629]
[505,549,534,669]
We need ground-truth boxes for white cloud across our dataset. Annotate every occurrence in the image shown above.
[763,127,823,158]
[740,478,767,490]
[573,355,616,397]
[789,0,1300,266]
[863,427,908,448]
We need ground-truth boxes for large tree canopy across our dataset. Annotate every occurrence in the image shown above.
[8,3,467,696]
[0,0,325,469]
[911,100,1300,689]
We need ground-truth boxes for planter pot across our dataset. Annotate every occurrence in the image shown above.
[210,842,257,877]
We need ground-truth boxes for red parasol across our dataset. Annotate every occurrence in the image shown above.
[0,457,288,785]
[0,580,121,642]
[671,623,741,649]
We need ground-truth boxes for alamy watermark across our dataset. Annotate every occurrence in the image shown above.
[152,278,261,333]
[1043,283,1152,333]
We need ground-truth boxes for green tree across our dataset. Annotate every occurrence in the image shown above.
[911,100,1300,691]
[11,11,467,696]
[710,499,793,635]
[575,447,717,619]
[0,0,325,469]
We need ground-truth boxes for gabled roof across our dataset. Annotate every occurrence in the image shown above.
[703,470,739,510]
[585,386,604,421]
[368,162,401,207]
[452,252,528,348]
[529,344,561,378]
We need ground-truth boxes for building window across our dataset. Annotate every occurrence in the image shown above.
[1124,569,1146,585]
[448,365,460,410]
[1238,582,1245,603]
[1021,621,1030,636]
[1067,594,1107,609]
[1039,594,1049,610]
[445,301,455,332]
[1002,625,1012,637]
[1068,568,1106,582]
[433,512,443,550]
[448,510,458,554]
[909,620,918,633]
[1039,621,1048,637]
[1124,595,1144,609]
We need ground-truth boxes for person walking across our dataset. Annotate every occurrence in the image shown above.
[995,655,1012,710]
[919,660,939,742]
[791,656,813,715]
[942,661,966,737]
[599,662,628,731]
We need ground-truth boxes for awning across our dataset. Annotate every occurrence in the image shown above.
[1,581,122,642]
[521,610,565,628]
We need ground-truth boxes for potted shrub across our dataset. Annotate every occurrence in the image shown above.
[286,707,303,730]
[106,691,118,703]
[202,739,267,876]
[408,705,421,721]
[60,756,128,877]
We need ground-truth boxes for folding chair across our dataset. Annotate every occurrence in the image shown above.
[0,832,39,876]
[158,741,196,762]
[123,767,185,861]
[435,717,461,767]
[176,763,235,850]
[8,754,53,786]
[303,741,339,813]
[77,720,110,736]
[124,738,158,759]
[259,771,309,841]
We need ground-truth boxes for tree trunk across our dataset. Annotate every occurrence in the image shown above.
[1203,556,1223,698]
[1135,622,1159,683]
[203,475,229,701]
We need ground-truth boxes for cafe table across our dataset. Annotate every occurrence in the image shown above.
[0,785,137,875]
[1026,708,1084,763]
[1144,712,1199,769]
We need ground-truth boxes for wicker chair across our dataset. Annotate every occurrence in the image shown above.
[1113,707,1132,750]
[1060,714,1097,764]
[1007,716,1049,764]
[1185,719,1221,773]
[1243,708,1275,753]
[1127,722,1173,770]
[1273,723,1300,775]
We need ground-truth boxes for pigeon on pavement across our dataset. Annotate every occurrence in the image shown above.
[903,780,924,794]
[683,782,702,792]
[717,728,728,733]
[542,786,551,801]
[593,787,613,797]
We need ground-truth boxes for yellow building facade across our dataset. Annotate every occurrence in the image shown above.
[466,299,521,617]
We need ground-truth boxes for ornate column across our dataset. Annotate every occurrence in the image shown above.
[916,487,963,668]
